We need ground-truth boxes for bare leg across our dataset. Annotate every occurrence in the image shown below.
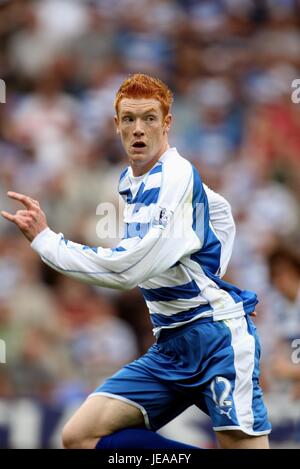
[62,395,145,449]
[215,430,270,449]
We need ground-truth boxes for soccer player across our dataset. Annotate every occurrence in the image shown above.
[1,74,271,449]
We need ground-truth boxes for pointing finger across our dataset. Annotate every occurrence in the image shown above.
[1,210,17,222]
[7,191,37,210]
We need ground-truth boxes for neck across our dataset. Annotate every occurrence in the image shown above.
[131,142,170,177]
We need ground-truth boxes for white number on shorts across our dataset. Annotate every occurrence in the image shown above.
[210,376,232,407]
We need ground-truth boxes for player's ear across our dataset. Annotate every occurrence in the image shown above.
[114,115,120,135]
[164,114,172,133]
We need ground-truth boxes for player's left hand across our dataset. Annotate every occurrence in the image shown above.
[1,191,48,242]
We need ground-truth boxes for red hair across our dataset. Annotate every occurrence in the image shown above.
[115,73,173,117]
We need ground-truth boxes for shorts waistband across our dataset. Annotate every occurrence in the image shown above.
[157,315,214,343]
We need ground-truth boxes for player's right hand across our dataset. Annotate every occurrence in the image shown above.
[1,191,48,242]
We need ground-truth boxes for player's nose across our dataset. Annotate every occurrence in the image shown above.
[133,119,144,136]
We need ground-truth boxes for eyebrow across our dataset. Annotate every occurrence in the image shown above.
[120,108,159,116]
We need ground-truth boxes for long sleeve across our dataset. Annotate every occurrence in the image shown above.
[31,162,201,290]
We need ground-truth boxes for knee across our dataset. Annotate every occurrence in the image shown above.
[61,422,96,449]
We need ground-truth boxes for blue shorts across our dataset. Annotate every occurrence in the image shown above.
[90,315,271,436]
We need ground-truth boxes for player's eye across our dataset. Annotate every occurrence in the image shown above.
[145,115,156,122]
[122,116,133,123]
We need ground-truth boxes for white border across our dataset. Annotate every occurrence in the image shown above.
[213,425,271,436]
[88,391,151,429]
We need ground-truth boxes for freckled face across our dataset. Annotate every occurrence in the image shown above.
[115,98,171,175]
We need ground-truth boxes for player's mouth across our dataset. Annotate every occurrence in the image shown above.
[132,141,147,152]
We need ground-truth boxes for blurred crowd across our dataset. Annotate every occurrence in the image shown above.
[0,0,300,446]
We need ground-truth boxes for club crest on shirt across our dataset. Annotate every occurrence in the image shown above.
[153,206,170,228]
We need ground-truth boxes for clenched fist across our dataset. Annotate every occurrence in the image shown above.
[1,191,48,242]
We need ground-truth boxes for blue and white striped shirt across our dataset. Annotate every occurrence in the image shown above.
[32,147,257,337]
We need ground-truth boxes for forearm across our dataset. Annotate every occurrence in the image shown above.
[31,210,200,290]
[30,166,201,290]
[31,228,133,289]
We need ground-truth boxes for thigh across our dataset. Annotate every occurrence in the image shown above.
[216,430,270,449]
[64,394,144,439]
